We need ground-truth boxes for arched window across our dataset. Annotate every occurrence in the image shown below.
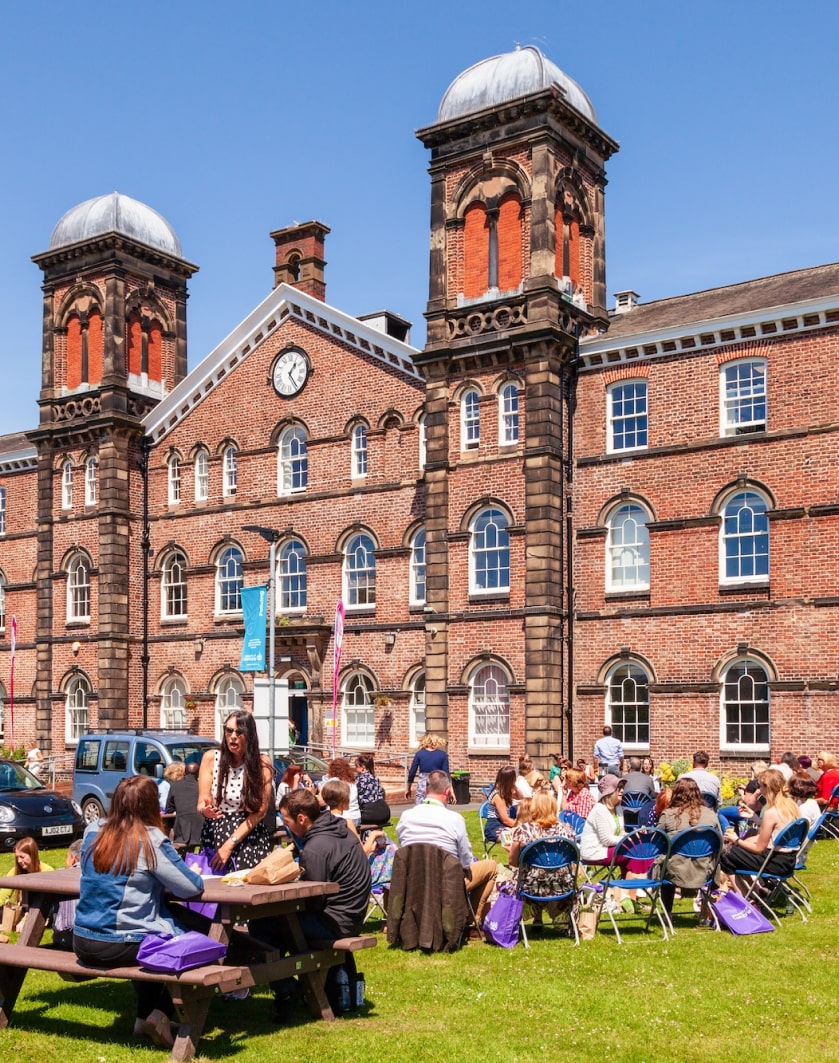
[606,503,650,591]
[418,415,427,471]
[496,192,523,291]
[215,675,244,740]
[66,553,91,622]
[216,546,243,614]
[351,424,368,478]
[720,490,769,583]
[461,389,480,450]
[469,506,510,594]
[168,455,181,504]
[343,533,376,608]
[85,456,98,505]
[223,447,237,497]
[194,450,209,501]
[410,527,426,605]
[65,675,90,743]
[341,672,375,746]
[721,658,770,751]
[0,572,5,632]
[278,426,308,495]
[278,539,307,611]
[62,460,74,509]
[607,663,650,748]
[462,193,523,299]
[499,382,519,445]
[468,663,510,749]
[162,550,188,618]
[409,671,426,747]
[161,676,186,730]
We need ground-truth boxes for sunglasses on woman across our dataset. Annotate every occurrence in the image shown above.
[224,726,246,736]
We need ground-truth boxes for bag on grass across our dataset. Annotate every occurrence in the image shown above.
[1,902,24,935]
[712,890,775,936]
[244,845,300,885]
[181,849,219,920]
[137,930,228,972]
[483,889,524,948]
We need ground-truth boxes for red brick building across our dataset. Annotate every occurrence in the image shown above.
[1,47,838,780]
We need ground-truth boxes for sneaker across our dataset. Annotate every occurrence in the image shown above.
[223,987,250,1001]
[142,1009,174,1049]
[602,898,621,915]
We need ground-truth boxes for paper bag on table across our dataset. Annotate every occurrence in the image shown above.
[244,846,300,885]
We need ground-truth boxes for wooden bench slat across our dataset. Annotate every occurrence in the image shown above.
[311,935,377,952]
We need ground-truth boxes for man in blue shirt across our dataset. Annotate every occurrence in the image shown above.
[593,726,624,778]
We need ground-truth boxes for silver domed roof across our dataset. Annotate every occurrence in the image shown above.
[437,45,596,125]
[48,192,182,256]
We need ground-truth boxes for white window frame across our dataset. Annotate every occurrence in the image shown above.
[719,489,769,585]
[215,546,243,615]
[418,415,427,471]
[341,672,375,746]
[499,382,519,445]
[278,427,308,495]
[468,663,510,750]
[351,424,368,478]
[469,506,510,595]
[343,533,376,609]
[85,457,98,505]
[67,553,91,622]
[720,359,767,437]
[606,503,651,592]
[194,451,209,502]
[461,388,480,450]
[720,658,770,753]
[278,539,307,612]
[223,447,237,497]
[65,675,90,744]
[162,550,188,619]
[161,676,187,730]
[606,663,650,749]
[61,460,74,510]
[410,527,426,605]
[215,675,244,740]
[607,380,648,453]
[168,455,181,504]
[409,671,426,747]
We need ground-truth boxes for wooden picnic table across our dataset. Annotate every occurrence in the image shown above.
[0,867,375,1060]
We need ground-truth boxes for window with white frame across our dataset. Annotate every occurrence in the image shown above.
[461,388,480,450]
[0,572,5,632]
[721,359,766,436]
[0,486,5,535]
[410,527,426,605]
[215,674,244,740]
[721,658,770,751]
[278,426,308,495]
[223,447,237,497]
[607,663,650,747]
[162,550,188,618]
[161,676,187,730]
[468,662,510,748]
[720,489,769,583]
[62,460,74,509]
[85,456,98,505]
[409,671,426,746]
[278,539,307,611]
[168,455,181,504]
[194,450,209,502]
[469,506,510,594]
[66,553,91,622]
[606,503,650,591]
[215,546,243,614]
[341,672,375,746]
[351,424,368,478]
[418,414,427,471]
[343,533,376,608]
[65,675,90,743]
[499,382,519,445]
[608,380,648,452]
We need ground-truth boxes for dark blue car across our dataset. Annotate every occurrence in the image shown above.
[0,759,85,850]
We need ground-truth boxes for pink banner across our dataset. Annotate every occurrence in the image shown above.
[9,615,16,744]
[331,600,345,756]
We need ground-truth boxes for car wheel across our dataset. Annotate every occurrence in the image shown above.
[82,797,105,824]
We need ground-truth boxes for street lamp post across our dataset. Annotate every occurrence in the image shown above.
[242,525,280,759]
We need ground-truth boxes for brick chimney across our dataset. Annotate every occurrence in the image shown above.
[271,221,330,301]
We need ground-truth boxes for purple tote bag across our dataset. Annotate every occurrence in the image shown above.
[483,890,524,948]
[137,930,228,972]
[712,890,775,935]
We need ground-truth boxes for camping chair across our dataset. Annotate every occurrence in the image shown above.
[480,784,493,801]
[479,801,499,858]
[657,825,723,934]
[729,816,810,925]
[559,809,586,841]
[621,791,655,829]
[819,783,839,839]
[364,839,397,928]
[386,844,472,952]
[600,827,671,944]
[516,836,581,948]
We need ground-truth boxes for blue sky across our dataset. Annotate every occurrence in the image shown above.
[2,0,838,434]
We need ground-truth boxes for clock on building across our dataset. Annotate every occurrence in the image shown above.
[272,348,309,396]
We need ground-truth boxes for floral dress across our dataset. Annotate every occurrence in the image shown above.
[512,820,577,899]
[199,752,272,871]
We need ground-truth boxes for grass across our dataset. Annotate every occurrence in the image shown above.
[1,817,838,1063]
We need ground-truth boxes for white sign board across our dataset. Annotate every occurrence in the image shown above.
[252,678,290,755]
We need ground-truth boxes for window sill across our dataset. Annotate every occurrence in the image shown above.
[605,589,650,601]
[468,745,510,756]
[468,592,510,604]
[161,617,189,626]
[718,581,769,595]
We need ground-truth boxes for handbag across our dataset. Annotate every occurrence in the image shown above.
[482,888,524,948]
[712,890,775,935]
[244,845,301,885]
[137,930,228,972]
[181,849,219,920]
[1,902,24,935]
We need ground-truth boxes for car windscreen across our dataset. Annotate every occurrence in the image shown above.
[0,761,46,792]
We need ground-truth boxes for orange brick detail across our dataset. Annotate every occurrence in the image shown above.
[87,309,103,385]
[66,315,82,388]
[463,203,488,298]
[149,320,162,381]
[127,313,142,375]
[497,194,522,291]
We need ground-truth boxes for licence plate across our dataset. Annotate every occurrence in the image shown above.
[42,824,73,836]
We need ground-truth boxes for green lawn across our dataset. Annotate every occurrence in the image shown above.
[1,817,837,1063]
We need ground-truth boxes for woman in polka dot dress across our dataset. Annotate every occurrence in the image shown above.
[198,710,273,872]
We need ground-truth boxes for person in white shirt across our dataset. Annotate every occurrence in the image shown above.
[679,751,721,805]
[396,770,497,924]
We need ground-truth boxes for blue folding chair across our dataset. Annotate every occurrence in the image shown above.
[516,836,581,948]
[729,816,810,925]
[479,801,499,858]
[600,827,671,943]
[621,790,655,829]
[559,809,586,841]
[658,825,723,934]
[789,814,827,911]
[819,783,839,839]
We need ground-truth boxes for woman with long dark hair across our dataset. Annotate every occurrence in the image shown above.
[353,753,390,825]
[483,765,518,843]
[73,776,203,1047]
[656,777,720,914]
[198,709,273,871]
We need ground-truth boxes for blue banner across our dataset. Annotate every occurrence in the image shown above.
[239,585,267,671]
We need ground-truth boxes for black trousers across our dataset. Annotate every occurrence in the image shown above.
[72,934,173,1020]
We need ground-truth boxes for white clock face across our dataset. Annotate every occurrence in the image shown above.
[272,349,309,397]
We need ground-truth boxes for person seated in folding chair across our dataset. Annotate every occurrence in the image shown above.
[508,789,577,933]
[656,777,721,916]
[396,769,497,928]
[579,774,636,912]
[559,768,595,820]
[719,769,801,893]
[814,751,839,809]
[483,766,518,846]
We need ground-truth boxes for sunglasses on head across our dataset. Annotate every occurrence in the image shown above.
[224,726,246,736]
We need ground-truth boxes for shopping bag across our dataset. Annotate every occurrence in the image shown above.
[182,849,218,920]
[712,890,775,935]
[244,845,301,885]
[137,930,228,972]
[482,890,524,948]
[1,902,24,934]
